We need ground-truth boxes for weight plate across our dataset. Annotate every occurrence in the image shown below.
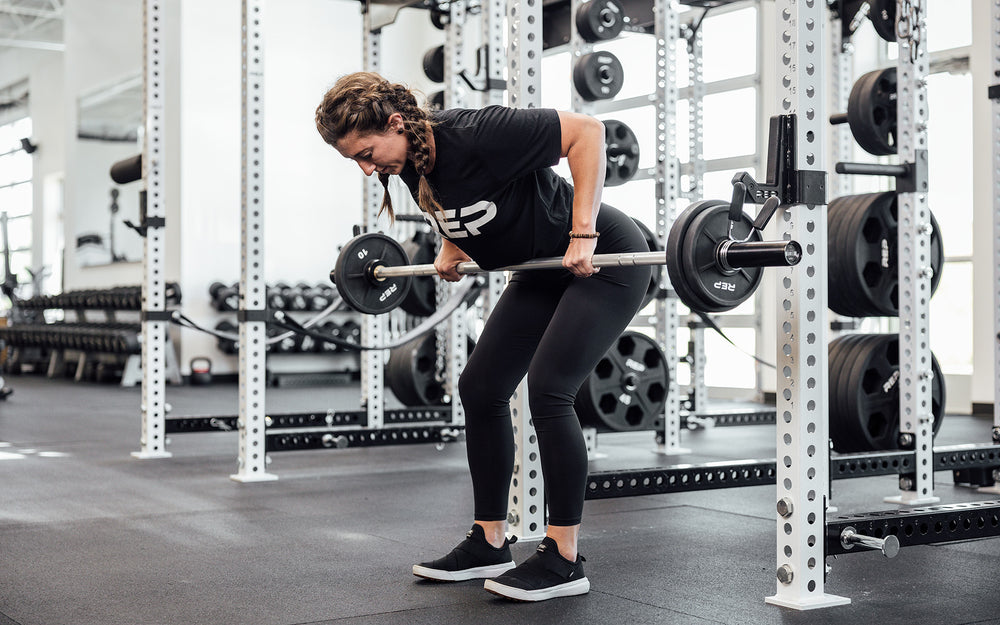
[631,217,662,310]
[427,90,445,111]
[829,333,946,452]
[386,334,476,407]
[422,45,445,83]
[678,201,763,312]
[829,193,944,317]
[604,119,640,187]
[828,192,876,317]
[847,67,897,156]
[399,233,438,317]
[575,0,625,42]
[572,51,624,101]
[332,233,412,315]
[575,331,668,432]
[429,8,449,30]
[830,334,873,452]
[869,0,896,42]
[666,200,724,313]
[386,334,444,407]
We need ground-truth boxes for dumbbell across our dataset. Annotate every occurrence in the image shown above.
[215,320,239,354]
[209,282,239,311]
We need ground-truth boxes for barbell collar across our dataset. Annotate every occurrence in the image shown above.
[372,251,669,280]
[717,240,802,273]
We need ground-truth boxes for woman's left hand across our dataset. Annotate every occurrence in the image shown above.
[563,237,600,278]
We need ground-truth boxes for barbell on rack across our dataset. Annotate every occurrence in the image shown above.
[329,197,802,316]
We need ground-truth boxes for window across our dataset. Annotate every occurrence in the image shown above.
[0,117,34,308]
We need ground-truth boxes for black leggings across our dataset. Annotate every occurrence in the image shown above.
[457,205,651,526]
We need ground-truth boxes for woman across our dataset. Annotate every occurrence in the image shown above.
[316,72,650,602]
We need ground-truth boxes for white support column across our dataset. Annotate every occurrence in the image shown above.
[481,0,507,318]
[684,21,707,414]
[690,325,707,411]
[765,0,848,610]
[504,0,545,541]
[992,0,1000,450]
[231,0,275,483]
[884,0,937,506]
[569,0,594,116]
[442,0,468,426]
[655,0,686,456]
[687,24,705,201]
[361,6,386,430]
[132,0,171,460]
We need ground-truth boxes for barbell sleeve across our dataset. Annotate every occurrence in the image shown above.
[835,161,909,177]
[718,240,802,271]
[840,526,901,558]
[829,112,849,125]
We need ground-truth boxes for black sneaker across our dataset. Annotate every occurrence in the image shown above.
[412,524,518,582]
[484,536,589,601]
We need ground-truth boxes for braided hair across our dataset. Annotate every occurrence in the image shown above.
[315,72,441,222]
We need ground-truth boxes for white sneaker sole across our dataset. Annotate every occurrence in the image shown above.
[484,577,590,602]
[412,561,516,582]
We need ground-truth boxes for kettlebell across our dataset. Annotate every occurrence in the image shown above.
[190,357,213,386]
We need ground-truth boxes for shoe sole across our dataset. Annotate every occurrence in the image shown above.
[412,561,516,582]
[484,577,590,602]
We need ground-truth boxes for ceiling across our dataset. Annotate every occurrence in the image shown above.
[0,0,65,52]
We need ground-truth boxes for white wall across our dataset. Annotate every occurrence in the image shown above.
[0,25,65,294]
[61,0,145,289]
[970,0,995,409]
[176,0,442,372]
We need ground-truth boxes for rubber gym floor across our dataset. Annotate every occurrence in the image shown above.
[1,375,999,625]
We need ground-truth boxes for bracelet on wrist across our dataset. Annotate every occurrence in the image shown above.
[568,231,600,239]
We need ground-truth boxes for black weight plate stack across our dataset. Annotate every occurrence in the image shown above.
[572,52,624,101]
[332,233,413,315]
[847,67,897,156]
[829,192,944,317]
[575,0,625,42]
[423,45,445,83]
[575,331,668,432]
[399,232,438,317]
[604,119,640,187]
[828,333,946,453]
[869,0,896,42]
[631,218,662,310]
[666,200,763,313]
[386,334,442,407]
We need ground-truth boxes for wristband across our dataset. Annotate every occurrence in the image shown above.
[568,231,600,239]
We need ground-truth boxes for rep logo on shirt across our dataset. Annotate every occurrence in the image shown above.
[424,200,498,239]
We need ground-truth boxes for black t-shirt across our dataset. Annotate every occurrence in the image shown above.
[398,106,575,270]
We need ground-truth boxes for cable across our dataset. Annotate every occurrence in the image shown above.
[170,278,483,352]
[272,278,482,351]
[694,310,776,370]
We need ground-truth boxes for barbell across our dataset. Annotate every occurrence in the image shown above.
[330,199,802,316]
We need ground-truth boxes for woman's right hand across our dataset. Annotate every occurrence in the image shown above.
[434,239,472,282]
